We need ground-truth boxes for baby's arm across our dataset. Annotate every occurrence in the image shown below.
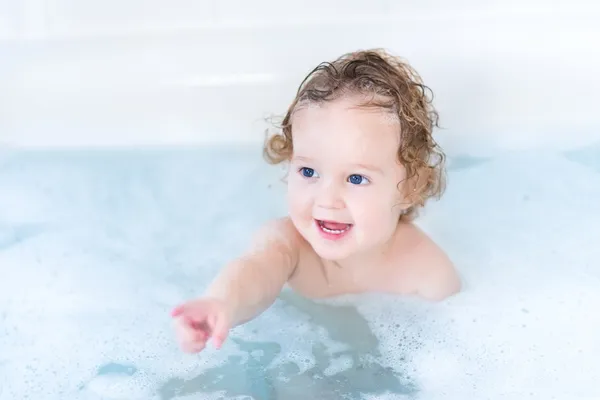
[172,218,300,352]
[203,217,300,327]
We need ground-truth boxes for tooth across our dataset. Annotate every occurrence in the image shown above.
[322,226,346,234]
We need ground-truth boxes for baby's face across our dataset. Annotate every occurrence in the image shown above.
[287,96,408,261]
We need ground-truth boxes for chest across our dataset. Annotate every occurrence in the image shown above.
[286,248,415,299]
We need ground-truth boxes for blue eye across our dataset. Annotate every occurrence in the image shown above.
[348,174,369,185]
[299,167,318,178]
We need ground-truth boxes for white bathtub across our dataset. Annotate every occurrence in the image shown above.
[1,0,599,154]
[0,2,599,400]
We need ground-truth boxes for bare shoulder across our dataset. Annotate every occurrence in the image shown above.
[396,223,461,301]
[252,217,302,249]
[248,217,304,272]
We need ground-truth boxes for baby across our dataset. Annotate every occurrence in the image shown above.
[172,48,461,353]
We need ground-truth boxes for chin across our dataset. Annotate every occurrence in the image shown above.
[308,238,356,261]
[312,246,352,262]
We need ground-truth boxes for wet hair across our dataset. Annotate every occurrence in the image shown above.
[263,48,446,220]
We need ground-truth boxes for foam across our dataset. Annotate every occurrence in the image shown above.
[1,145,599,399]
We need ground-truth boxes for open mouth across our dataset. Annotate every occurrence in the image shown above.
[315,219,353,236]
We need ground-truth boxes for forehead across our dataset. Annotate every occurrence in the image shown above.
[291,97,400,161]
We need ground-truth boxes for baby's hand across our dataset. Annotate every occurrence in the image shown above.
[170,298,231,353]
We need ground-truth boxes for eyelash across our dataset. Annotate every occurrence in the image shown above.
[297,167,370,185]
[298,167,317,178]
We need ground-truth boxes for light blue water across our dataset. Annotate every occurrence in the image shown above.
[1,144,599,400]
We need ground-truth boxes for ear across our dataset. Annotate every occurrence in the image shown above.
[405,167,432,207]
[392,183,413,216]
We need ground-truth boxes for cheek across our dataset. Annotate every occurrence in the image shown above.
[354,185,399,214]
[287,179,312,216]
[349,185,401,230]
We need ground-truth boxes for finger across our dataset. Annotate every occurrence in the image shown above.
[172,303,200,318]
[178,327,207,351]
[178,319,211,344]
[171,304,185,317]
[175,323,194,343]
[183,316,212,333]
[183,339,206,354]
[180,305,210,326]
[172,302,210,321]
[191,341,206,353]
[184,315,196,327]
[209,313,230,349]
[194,328,208,342]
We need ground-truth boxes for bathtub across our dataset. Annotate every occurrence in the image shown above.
[1,143,599,399]
[1,1,600,399]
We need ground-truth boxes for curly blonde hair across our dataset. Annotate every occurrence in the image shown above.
[263,48,446,220]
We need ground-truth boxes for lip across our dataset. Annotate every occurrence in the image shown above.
[314,219,353,241]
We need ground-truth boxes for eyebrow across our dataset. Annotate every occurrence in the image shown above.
[354,163,384,174]
[292,156,384,175]
[292,156,313,163]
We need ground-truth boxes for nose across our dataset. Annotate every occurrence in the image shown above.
[315,180,345,210]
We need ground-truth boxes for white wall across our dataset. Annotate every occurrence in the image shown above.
[1,0,599,155]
